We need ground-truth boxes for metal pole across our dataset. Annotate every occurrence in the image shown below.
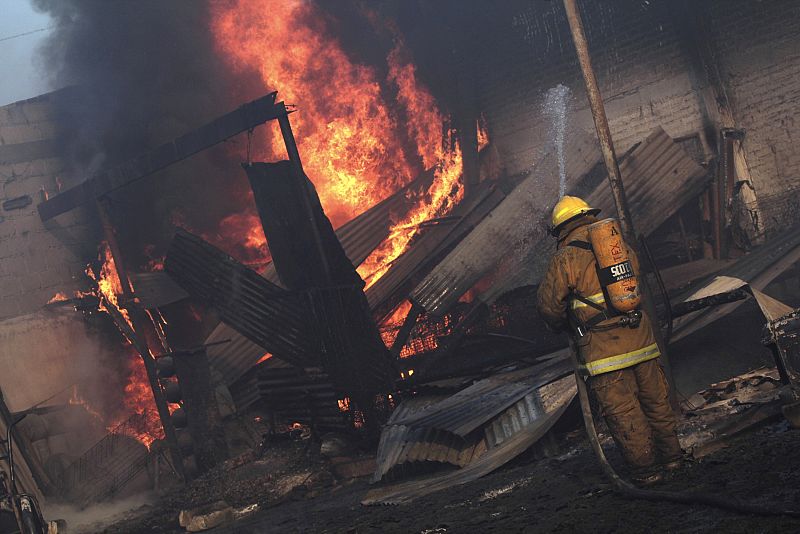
[563,0,679,410]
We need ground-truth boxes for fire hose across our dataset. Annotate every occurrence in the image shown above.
[569,348,800,517]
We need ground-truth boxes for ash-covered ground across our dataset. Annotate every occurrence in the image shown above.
[85,411,800,534]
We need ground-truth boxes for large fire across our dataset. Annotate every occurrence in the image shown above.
[64,3,477,449]
[210,0,464,286]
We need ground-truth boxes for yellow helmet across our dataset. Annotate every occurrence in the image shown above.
[551,195,600,231]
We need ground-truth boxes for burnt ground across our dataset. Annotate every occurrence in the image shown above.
[93,414,800,534]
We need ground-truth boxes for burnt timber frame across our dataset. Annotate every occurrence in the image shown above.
[37,92,286,221]
[38,92,320,481]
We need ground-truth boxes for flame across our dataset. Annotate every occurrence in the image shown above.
[211,0,418,227]
[69,385,104,422]
[356,43,465,288]
[86,242,133,329]
[256,353,272,365]
[80,243,163,448]
[47,292,70,304]
[118,352,162,449]
[358,131,463,288]
[379,300,413,348]
[477,116,490,152]
[210,2,464,286]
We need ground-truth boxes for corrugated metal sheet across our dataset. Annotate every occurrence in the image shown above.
[208,174,429,383]
[671,223,800,342]
[246,161,363,290]
[228,356,294,411]
[206,173,432,388]
[371,354,571,484]
[410,129,601,315]
[206,322,269,387]
[128,271,189,309]
[412,127,708,315]
[167,229,395,395]
[371,394,452,482]
[584,127,709,236]
[366,180,509,317]
[482,127,708,303]
[365,374,576,504]
[256,366,347,430]
[484,390,545,448]
[390,354,571,436]
[164,229,320,369]
[259,173,430,286]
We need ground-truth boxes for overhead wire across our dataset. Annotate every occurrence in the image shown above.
[0,26,55,44]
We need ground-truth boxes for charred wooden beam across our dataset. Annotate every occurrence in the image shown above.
[170,348,227,471]
[38,92,284,221]
[390,302,424,359]
[96,199,187,482]
[671,288,750,318]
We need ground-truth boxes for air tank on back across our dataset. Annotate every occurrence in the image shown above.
[587,218,641,314]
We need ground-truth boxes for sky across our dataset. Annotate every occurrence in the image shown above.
[0,0,54,106]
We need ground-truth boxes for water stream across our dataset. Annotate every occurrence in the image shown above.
[542,84,572,198]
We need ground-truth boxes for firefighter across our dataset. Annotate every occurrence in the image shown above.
[536,196,682,483]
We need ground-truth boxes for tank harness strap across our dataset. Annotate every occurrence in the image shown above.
[569,292,614,332]
[566,240,593,251]
[565,240,617,333]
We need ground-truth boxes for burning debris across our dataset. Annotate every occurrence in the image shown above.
[0,0,799,532]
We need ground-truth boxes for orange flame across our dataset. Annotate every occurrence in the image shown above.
[379,300,413,348]
[477,116,490,152]
[69,385,104,422]
[86,242,134,330]
[119,354,162,448]
[81,243,162,448]
[211,0,418,226]
[210,2,464,286]
[47,292,70,304]
[358,132,463,288]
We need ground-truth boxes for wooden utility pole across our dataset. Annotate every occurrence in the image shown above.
[562,0,679,409]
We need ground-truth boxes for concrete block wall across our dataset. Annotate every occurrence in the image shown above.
[707,0,800,229]
[0,90,97,320]
[465,0,798,232]
[472,2,707,182]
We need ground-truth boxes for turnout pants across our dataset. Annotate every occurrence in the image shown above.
[589,359,681,469]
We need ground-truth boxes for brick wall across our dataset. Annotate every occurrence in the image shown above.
[0,89,97,319]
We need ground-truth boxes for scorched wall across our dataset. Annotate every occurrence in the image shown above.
[451,0,799,233]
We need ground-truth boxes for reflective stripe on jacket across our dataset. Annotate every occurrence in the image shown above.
[536,216,659,376]
[570,292,605,310]
[579,342,660,376]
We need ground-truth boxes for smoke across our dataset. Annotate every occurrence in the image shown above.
[31,0,264,265]
[542,84,572,198]
[44,492,156,534]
